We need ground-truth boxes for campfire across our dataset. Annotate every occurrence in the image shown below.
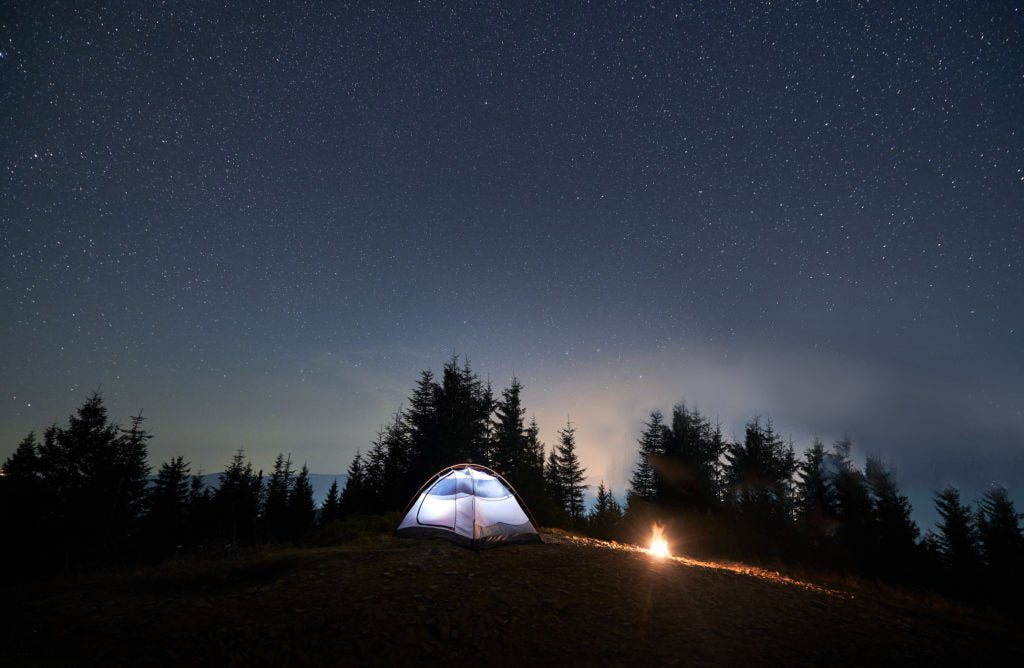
[649,524,670,558]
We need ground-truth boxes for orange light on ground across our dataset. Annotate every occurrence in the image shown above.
[557,534,849,598]
[649,524,670,558]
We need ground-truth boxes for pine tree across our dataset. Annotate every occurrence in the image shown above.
[864,457,919,576]
[287,464,316,540]
[263,453,294,541]
[214,449,262,544]
[543,445,565,525]
[705,419,727,507]
[828,437,873,568]
[491,377,527,482]
[364,429,388,512]
[556,418,587,526]
[2,432,42,480]
[723,417,795,518]
[405,370,441,481]
[1,432,45,513]
[340,450,367,516]
[186,474,214,546]
[320,479,342,525]
[146,456,191,554]
[381,411,410,510]
[516,416,547,518]
[55,391,121,487]
[475,375,495,465]
[588,481,624,540]
[976,485,1022,580]
[934,486,978,587]
[34,423,62,519]
[43,392,142,562]
[794,439,834,533]
[628,411,663,503]
[116,411,153,525]
[918,530,944,581]
[0,433,47,570]
[663,404,720,511]
[722,417,795,555]
[436,357,493,466]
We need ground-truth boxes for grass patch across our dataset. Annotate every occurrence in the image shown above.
[304,512,402,546]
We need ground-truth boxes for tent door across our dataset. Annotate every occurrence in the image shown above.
[454,487,475,539]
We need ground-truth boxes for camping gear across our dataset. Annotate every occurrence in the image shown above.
[397,463,541,548]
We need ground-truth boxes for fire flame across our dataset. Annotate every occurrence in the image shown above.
[649,524,670,558]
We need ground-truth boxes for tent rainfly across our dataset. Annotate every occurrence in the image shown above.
[396,463,541,548]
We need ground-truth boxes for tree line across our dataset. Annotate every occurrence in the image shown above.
[2,359,1021,612]
[0,393,344,570]
[609,404,1023,607]
[0,358,592,571]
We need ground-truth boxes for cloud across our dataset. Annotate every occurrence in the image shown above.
[522,342,1024,506]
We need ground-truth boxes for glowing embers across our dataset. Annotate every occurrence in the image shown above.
[648,524,670,558]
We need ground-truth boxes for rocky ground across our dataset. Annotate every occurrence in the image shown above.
[3,533,1022,666]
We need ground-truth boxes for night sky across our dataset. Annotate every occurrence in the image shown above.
[3,1,1022,524]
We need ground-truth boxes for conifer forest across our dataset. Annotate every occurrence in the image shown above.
[4,357,1021,614]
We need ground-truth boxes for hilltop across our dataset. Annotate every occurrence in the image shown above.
[3,534,1021,666]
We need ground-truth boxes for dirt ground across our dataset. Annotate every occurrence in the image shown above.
[3,533,1022,666]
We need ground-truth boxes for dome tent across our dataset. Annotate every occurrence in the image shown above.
[396,464,541,548]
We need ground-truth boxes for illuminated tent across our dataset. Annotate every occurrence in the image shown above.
[397,464,541,548]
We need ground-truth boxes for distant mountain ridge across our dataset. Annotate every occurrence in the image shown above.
[196,472,348,507]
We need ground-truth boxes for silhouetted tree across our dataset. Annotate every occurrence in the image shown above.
[705,419,727,506]
[543,444,566,526]
[146,456,192,555]
[213,449,262,544]
[187,474,215,546]
[976,485,1022,583]
[364,429,388,511]
[3,431,43,480]
[0,432,48,570]
[381,411,411,509]
[864,457,919,576]
[405,370,441,484]
[555,418,587,526]
[116,412,153,528]
[35,392,151,563]
[661,404,722,512]
[588,481,624,540]
[628,411,663,504]
[263,453,294,541]
[507,416,548,524]
[491,377,526,482]
[50,393,120,563]
[478,376,495,465]
[340,450,367,516]
[320,479,342,525]
[724,418,795,515]
[436,357,492,465]
[723,417,795,555]
[918,530,944,583]
[828,438,874,569]
[934,486,978,590]
[794,439,835,544]
[288,465,316,539]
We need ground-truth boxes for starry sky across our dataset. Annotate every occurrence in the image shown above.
[2,1,1022,525]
